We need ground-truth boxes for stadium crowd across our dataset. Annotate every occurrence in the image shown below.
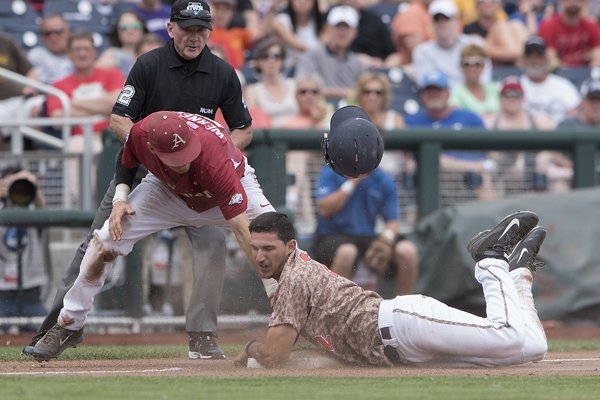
[1,0,600,296]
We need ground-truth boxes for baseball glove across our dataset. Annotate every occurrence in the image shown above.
[364,238,393,275]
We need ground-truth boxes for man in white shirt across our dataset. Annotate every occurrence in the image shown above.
[412,0,491,87]
[519,35,580,125]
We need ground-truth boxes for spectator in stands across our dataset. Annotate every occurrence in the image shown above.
[27,14,73,85]
[96,11,147,77]
[538,0,600,67]
[352,72,405,130]
[482,76,556,194]
[352,72,413,190]
[412,0,492,87]
[455,0,507,25]
[134,0,171,42]
[338,0,401,67]
[295,5,365,99]
[0,165,48,330]
[508,0,556,35]
[134,33,165,58]
[391,0,433,65]
[450,44,500,116]
[46,31,125,203]
[269,0,328,71]
[560,78,600,128]
[519,36,581,124]
[244,39,298,127]
[0,35,37,150]
[313,163,419,296]
[405,70,497,202]
[207,0,268,70]
[280,74,333,231]
[483,12,529,65]
[463,0,503,37]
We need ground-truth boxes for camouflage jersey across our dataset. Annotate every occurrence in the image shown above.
[269,249,392,367]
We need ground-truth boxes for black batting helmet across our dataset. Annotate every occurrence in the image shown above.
[321,106,384,178]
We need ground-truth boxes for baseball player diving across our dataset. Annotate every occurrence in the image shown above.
[29,111,278,360]
[234,210,548,368]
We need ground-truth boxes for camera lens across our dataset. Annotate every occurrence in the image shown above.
[8,178,37,207]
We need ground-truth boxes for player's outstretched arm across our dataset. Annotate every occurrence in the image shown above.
[227,212,257,269]
[234,324,297,368]
[109,147,138,241]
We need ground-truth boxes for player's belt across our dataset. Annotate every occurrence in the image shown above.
[380,327,403,365]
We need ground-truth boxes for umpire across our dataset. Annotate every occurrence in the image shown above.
[23,0,251,360]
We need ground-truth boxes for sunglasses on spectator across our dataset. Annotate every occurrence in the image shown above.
[118,21,143,31]
[258,52,283,60]
[297,88,320,95]
[461,58,485,67]
[42,28,66,37]
[361,89,384,96]
[501,90,523,98]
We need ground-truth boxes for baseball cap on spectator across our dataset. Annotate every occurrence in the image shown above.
[500,75,524,96]
[419,70,449,90]
[170,0,213,30]
[148,111,202,167]
[524,36,546,56]
[327,5,359,28]
[580,78,600,99]
[428,0,458,18]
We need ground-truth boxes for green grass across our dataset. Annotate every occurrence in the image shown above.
[1,340,598,400]
[1,376,599,400]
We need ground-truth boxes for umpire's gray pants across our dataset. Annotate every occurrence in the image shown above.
[38,170,225,334]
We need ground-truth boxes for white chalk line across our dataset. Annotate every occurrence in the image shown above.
[542,358,599,363]
[0,367,183,376]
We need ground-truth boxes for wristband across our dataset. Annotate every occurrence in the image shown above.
[112,183,130,206]
[244,339,257,356]
[381,229,396,245]
[340,180,356,195]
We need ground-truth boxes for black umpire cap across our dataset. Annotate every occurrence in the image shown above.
[322,106,384,178]
[170,0,213,30]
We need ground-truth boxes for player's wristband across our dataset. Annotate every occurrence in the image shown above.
[340,180,356,195]
[244,339,257,357]
[112,183,130,206]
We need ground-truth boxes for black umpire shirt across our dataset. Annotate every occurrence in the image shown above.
[112,40,252,130]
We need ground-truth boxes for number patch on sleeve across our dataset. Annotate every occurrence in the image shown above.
[117,85,135,106]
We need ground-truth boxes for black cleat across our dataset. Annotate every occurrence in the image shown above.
[188,332,226,360]
[509,226,546,272]
[467,211,539,262]
[29,324,83,361]
[21,331,45,356]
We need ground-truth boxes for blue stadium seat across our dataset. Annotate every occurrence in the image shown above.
[382,67,422,116]
[44,0,113,34]
[0,0,41,31]
[0,30,40,50]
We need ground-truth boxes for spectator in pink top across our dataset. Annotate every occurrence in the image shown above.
[538,0,600,67]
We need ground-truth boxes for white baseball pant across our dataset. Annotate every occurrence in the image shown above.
[59,163,276,330]
[378,258,547,367]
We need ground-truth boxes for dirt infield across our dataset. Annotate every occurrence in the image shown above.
[1,324,599,377]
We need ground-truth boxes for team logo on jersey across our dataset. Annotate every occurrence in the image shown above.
[171,133,186,150]
[228,193,243,205]
[186,2,205,14]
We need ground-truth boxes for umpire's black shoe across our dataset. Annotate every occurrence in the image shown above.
[509,226,546,273]
[188,332,226,360]
[29,324,83,361]
[467,211,539,262]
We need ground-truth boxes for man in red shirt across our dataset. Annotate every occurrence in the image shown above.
[29,111,275,360]
[538,0,600,67]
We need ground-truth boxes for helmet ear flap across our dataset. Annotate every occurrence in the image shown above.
[321,133,332,166]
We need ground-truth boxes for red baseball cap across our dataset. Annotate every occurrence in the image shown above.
[148,111,202,167]
[500,76,523,95]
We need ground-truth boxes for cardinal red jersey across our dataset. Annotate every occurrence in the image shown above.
[122,112,247,220]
